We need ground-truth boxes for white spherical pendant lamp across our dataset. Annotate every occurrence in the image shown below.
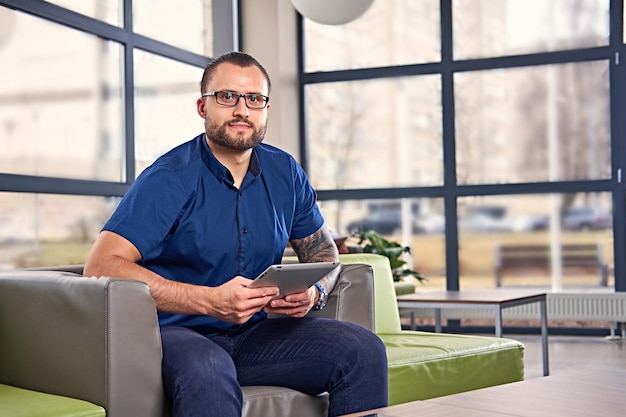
[290,0,375,25]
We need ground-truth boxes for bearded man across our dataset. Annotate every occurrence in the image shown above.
[84,51,388,417]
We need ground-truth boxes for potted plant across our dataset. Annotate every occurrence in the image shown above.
[352,228,426,286]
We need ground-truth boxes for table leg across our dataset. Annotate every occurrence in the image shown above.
[540,298,550,376]
[434,308,442,332]
[495,307,503,338]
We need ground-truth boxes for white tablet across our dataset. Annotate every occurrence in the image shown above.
[248,262,340,298]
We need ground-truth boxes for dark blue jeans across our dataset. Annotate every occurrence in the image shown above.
[161,317,388,417]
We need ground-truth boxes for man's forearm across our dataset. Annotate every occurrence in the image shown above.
[290,225,340,289]
[84,255,212,315]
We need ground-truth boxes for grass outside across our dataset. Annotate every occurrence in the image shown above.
[344,229,615,290]
[1,242,92,268]
[411,229,614,275]
[2,229,615,289]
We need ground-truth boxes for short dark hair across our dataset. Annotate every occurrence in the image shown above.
[200,51,271,95]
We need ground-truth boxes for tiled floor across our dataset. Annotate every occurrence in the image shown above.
[513,333,626,380]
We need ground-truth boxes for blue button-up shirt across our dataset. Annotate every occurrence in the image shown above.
[103,134,324,334]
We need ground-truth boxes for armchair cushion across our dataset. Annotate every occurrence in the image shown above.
[382,332,524,405]
[241,386,327,417]
[0,384,105,417]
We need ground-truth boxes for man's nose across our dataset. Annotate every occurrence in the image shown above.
[233,96,249,117]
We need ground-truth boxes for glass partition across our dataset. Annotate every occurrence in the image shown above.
[303,0,440,71]
[453,0,609,60]
[45,0,122,26]
[306,76,442,190]
[0,192,119,269]
[458,192,613,290]
[133,50,205,176]
[133,0,214,56]
[455,61,610,185]
[318,197,446,290]
[0,9,125,181]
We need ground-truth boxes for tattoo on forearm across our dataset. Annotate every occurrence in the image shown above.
[290,227,338,263]
[290,226,340,290]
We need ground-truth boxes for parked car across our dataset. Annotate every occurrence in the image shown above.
[562,206,612,230]
[459,212,511,232]
[459,205,511,233]
[346,209,440,235]
[414,213,445,234]
[511,214,549,232]
[346,210,403,235]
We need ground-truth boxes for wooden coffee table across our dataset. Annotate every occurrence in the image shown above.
[340,401,509,417]
[341,367,625,417]
[396,289,549,376]
[428,367,624,416]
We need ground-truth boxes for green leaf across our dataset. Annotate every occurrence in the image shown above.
[352,227,426,283]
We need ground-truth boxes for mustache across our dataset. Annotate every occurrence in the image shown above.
[226,118,254,128]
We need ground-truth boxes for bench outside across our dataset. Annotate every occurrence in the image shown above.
[494,243,609,287]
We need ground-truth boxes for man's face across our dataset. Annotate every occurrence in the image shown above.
[196,62,270,152]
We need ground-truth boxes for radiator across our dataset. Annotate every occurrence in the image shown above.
[402,293,626,335]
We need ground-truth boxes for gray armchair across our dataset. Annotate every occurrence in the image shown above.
[0,263,375,417]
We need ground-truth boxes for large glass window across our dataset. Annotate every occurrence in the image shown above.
[458,192,613,290]
[0,9,125,181]
[306,76,442,190]
[0,192,119,269]
[453,0,609,60]
[133,0,214,56]
[301,1,625,302]
[134,50,205,175]
[45,0,122,26]
[318,197,446,290]
[455,61,610,185]
[303,0,440,72]
[0,0,231,267]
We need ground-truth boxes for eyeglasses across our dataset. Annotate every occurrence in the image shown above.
[202,91,269,109]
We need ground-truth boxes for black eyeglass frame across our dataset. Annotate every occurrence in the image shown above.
[201,91,270,109]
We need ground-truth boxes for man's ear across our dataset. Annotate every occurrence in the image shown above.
[196,97,206,118]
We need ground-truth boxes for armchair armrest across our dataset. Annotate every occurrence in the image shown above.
[0,271,166,417]
[306,263,374,331]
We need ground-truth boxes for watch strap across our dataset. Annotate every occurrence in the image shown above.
[313,282,328,310]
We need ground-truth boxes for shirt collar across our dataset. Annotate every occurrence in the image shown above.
[200,134,263,184]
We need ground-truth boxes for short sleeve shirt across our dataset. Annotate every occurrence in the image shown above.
[102,134,324,334]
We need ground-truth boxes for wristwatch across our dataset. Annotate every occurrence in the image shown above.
[313,282,328,310]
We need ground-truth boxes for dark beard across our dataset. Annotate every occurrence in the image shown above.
[206,118,266,151]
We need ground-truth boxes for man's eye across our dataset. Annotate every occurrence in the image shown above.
[220,92,236,101]
[248,95,259,102]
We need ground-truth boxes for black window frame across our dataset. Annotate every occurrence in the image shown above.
[297,0,626,294]
[0,0,240,197]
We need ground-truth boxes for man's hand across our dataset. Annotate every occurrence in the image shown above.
[262,286,317,318]
[209,277,280,324]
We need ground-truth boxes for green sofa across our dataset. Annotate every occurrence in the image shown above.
[337,254,525,405]
[0,254,523,415]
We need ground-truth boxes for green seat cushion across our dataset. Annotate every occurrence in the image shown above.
[380,331,525,405]
[0,384,105,417]
[287,253,526,406]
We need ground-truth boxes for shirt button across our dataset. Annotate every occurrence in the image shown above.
[242,228,248,234]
